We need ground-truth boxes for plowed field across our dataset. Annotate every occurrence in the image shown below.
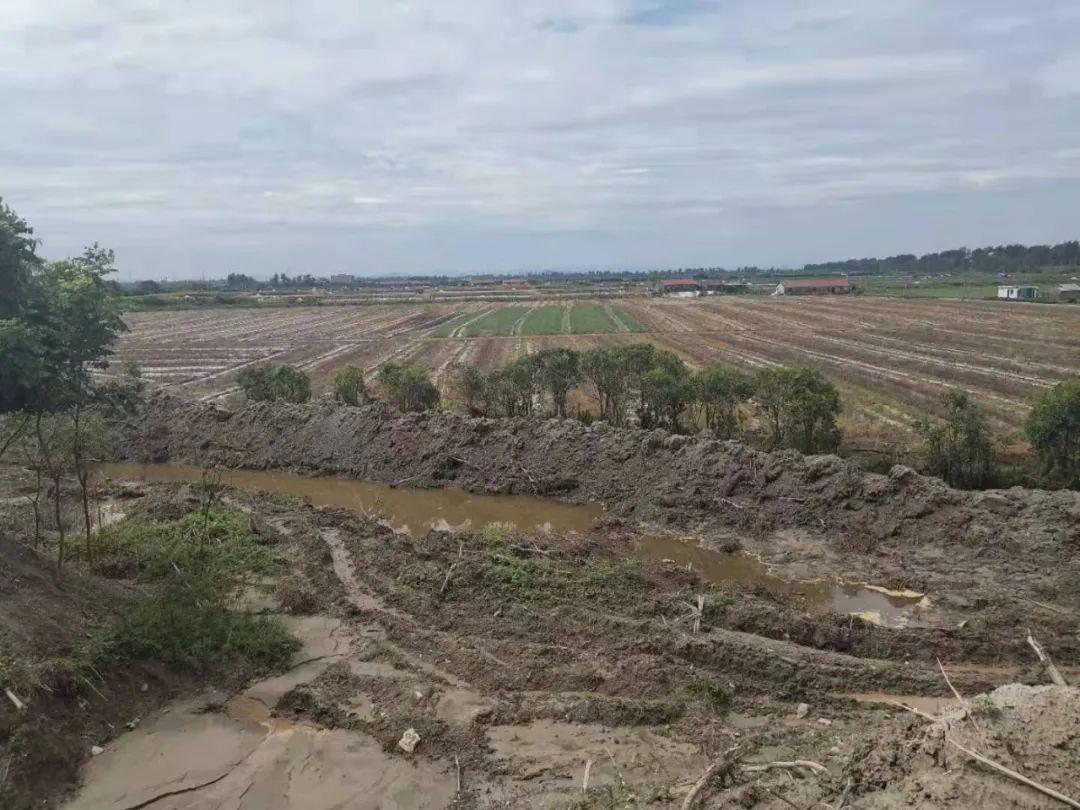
[114,297,1079,456]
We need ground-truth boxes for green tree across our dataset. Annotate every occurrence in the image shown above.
[581,347,630,425]
[332,366,368,406]
[237,364,311,403]
[503,355,540,417]
[449,364,488,415]
[378,363,440,412]
[1025,379,1080,488]
[917,390,997,489]
[695,366,755,438]
[0,197,40,318]
[757,366,842,454]
[533,348,581,417]
[639,353,695,432]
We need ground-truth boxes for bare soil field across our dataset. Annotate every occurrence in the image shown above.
[114,297,1079,458]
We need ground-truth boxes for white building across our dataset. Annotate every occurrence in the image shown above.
[997,285,1038,300]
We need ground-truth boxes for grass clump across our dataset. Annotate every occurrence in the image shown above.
[87,508,299,675]
[689,675,732,713]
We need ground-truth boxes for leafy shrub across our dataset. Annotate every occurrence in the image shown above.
[378,363,440,412]
[756,366,842,454]
[237,364,311,403]
[917,390,997,489]
[331,366,368,406]
[1026,379,1079,488]
[89,509,298,673]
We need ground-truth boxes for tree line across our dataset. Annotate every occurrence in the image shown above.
[804,241,1080,276]
[238,346,1078,490]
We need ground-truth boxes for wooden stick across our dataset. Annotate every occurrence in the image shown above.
[937,657,986,746]
[947,736,1080,809]
[682,745,741,809]
[439,562,459,595]
[4,689,24,712]
[891,697,1080,809]
[582,759,593,793]
[1027,630,1068,686]
[742,760,830,778]
[455,755,462,793]
[1015,595,1070,616]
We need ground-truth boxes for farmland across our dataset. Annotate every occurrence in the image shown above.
[113,296,1080,459]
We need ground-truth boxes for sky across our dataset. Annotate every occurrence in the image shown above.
[3,1,1080,279]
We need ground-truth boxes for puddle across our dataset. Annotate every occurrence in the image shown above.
[95,462,602,535]
[847,692,958,715]
[634,534,930,628]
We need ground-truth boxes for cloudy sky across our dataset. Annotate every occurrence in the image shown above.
[4,1,1080,279]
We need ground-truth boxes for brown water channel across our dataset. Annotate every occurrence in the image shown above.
[635,534,929,628]
[95,462,603,534]
[97,462,928,627]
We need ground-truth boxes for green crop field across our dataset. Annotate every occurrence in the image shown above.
[606,305,644,332]
[461,306,530,337]
[569,305,621,333]
[518,305,566,335]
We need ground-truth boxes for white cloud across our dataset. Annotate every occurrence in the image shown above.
[2,0,1079,275]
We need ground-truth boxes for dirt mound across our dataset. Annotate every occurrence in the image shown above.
[121,394,1080,553]
[853,684,1080,808]
[0,536,182,809]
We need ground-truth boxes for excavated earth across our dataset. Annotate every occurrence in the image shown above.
[43,484,1080,808]
[1,393,1077,808]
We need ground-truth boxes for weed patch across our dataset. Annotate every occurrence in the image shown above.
[87,509,298,675]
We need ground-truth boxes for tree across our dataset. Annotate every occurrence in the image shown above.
[757,366,842,454]
[237,364,311,403]
[917,390,997,489]
[332,366,368,406]
[1026,379,1080,488]
[695,366,755,438]
[378,363,439,412]
[449,364,488,415]
[581,347,630,425]
[639,353,694,432]
[225,272,259,290]
[0,196,40,318]
[533,348,580,417]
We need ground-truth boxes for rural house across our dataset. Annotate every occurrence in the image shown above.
[997,285,1039,300]
[658,278,702,297]
[773,278,853,296]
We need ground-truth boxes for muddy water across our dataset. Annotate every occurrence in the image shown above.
[635,534,929,628]
[96,462,602,534]
[97,462,926,627]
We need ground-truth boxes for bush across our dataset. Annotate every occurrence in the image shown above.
[917,390,997,489]
[331,366,368,406]
[378,363,440,412]
[756,366,841,454]
[88,508,298,673]
[237,364,311,403]
[1026,379,1080,488]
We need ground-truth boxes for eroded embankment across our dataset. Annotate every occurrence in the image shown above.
[121,394,1080,554]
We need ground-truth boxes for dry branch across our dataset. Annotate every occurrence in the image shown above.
[1026,630,1068,686]
[890,697,1080,809]
[682,745,741,809]
[4,689,25,712]
[742,759,830,778]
